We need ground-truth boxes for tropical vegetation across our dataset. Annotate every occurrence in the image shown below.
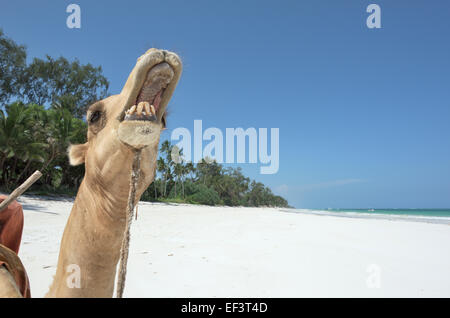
[0,29,289,207]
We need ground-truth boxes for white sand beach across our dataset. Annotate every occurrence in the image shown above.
[14,196,450,297]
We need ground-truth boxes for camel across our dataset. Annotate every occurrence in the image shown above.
[0,48,182,297]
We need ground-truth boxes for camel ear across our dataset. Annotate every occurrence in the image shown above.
[68,143,88,166]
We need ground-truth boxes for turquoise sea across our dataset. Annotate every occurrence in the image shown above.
[284,208,450,224]
[317,208,450,218]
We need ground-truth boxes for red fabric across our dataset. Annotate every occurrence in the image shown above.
[0,195,24,254]
[0,195,31,297]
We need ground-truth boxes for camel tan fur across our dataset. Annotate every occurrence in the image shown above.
[40,48,182,297]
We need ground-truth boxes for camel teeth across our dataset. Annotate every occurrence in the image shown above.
[129,105,136,114]
[144,102,151,115]
[137,102,144,116]
[150,105,156,115]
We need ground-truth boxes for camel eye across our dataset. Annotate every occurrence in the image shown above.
[162,114,166,128]
[90,111,102,124]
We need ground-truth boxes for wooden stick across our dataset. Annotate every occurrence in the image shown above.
[0,170,43,212]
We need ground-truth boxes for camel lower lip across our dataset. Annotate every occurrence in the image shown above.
[118,119,161,149]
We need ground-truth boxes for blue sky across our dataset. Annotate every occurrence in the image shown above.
[1,0,449,208]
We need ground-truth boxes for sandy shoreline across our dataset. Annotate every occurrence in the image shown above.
[11,195,450,297]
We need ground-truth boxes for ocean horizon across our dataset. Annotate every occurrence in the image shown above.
[316,208,450,217]
[283,208,450,225]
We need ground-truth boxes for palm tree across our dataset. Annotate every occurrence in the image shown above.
[15,141,46,183]
[40,108,73,172]
[15,104,47,183]
[157,157,167,197]
[160,140,174,197]
[185,161,194,181]
[181,164,189,198]
[173,162,185,198]
[1,103,29,187]
[0,102,47,188]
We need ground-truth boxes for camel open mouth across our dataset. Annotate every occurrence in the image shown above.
[122,62,174,123]
[117,49,181,149]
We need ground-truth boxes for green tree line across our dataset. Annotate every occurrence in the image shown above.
[0,29,106,193]
[140,140,289,207]
[0,29,289,207]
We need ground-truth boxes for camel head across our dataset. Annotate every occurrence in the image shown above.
[68,49,182,201]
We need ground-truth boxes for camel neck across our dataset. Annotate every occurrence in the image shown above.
[46,179,128,297]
